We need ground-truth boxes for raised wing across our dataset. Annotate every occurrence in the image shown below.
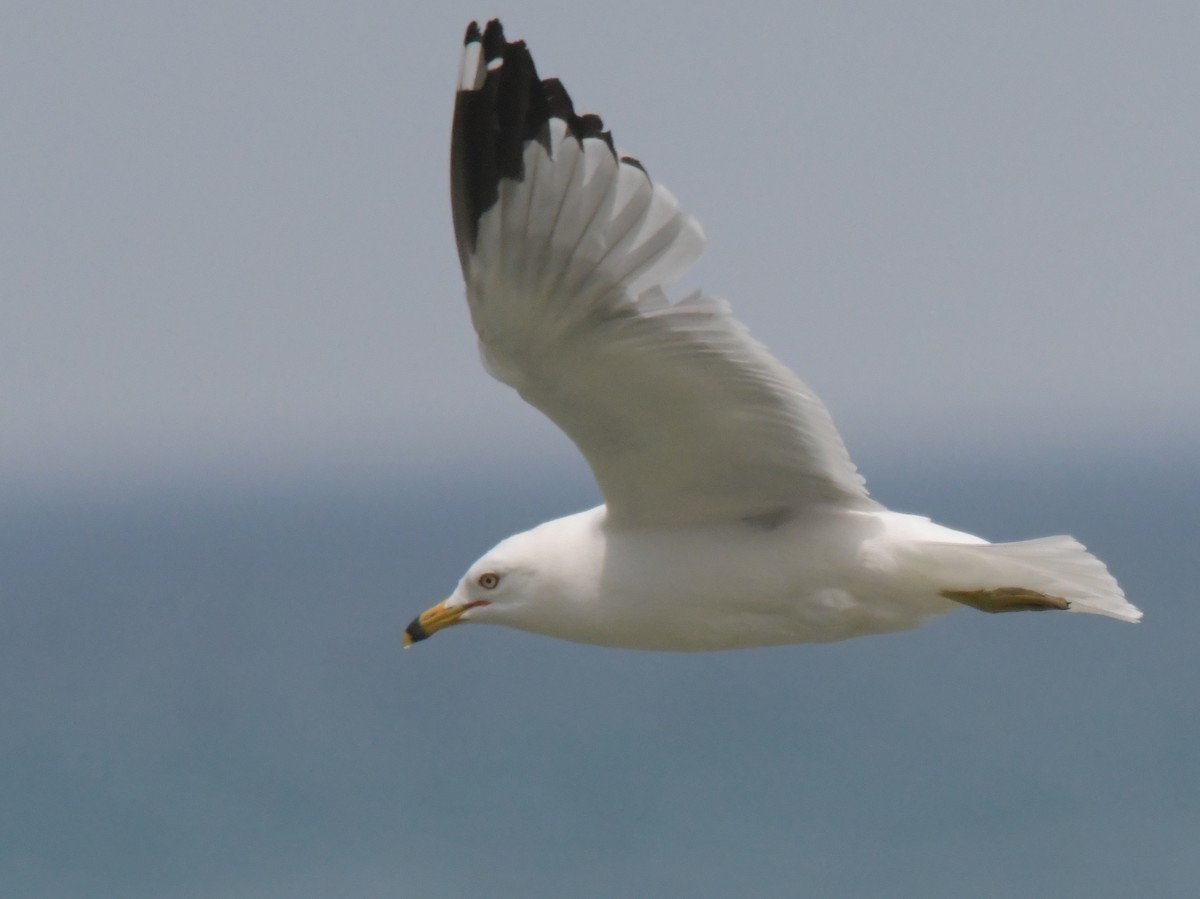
[450,20,877,526]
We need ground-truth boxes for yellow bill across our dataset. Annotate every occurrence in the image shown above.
[403,599,488,647]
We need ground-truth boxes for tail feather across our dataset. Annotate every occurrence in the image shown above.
[935,535,1141,623]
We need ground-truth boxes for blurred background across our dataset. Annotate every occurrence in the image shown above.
[3,2,1197,896]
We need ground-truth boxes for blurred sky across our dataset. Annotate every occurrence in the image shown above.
[5,1,1197,495]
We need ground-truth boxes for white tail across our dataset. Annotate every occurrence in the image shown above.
[935,535,1141,623]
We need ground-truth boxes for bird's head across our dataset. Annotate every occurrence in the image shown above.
[403,556,525,647]
[403,511,602,647]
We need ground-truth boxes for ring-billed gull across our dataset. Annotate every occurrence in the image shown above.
[404,20,1141,651]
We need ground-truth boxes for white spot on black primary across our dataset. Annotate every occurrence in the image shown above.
[450,19,634,271]
[457,37,485,92]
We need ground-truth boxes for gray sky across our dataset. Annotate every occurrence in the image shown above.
[5,1,1198,493]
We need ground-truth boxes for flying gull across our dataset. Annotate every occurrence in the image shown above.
[404,20,1141,651]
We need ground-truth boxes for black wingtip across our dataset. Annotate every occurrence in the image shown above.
[450,20,545,268]
[450,20,634,269]
[619,154,647,176]
[480,19,508,60]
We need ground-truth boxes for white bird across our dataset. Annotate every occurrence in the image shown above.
[404,20,1141,651]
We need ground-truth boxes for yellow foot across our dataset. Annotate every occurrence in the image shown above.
[940,586,1070,614]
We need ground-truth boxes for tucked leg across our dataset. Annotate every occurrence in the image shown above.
[940,587,1070,614]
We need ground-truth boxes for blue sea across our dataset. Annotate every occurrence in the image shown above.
[2,455,1197,898]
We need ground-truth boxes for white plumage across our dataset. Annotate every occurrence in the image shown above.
[403,20,1141,651]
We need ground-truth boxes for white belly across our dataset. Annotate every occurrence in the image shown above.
[568,509,965,651]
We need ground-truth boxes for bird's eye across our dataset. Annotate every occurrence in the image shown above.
[478,572,500,590]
